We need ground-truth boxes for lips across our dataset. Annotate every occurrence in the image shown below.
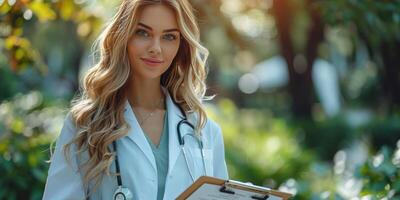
[141,58,164,66]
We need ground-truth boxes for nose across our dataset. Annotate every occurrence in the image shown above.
[148,38,161,56]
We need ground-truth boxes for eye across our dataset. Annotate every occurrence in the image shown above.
[163,34,177,41]
[135,29,149,37]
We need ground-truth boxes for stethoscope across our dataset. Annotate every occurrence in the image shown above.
[111,101,207,200]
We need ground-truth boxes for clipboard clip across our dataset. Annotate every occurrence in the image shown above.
[219,181,270,200]
[219,185,235,194]
[251,194,270,200]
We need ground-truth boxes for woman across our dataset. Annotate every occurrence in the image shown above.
[42,0,228,199]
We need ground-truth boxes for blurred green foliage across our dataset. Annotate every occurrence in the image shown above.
[319,0,400,46]
[355,146,400,199]
[0,91,64,200]
[207,99,314,185]
[0,0,101,72]
[208,99,400,199]
[318,0,400,114]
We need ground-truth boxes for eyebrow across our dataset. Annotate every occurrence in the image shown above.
[138,22,179,33]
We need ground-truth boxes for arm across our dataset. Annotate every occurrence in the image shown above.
[42,114,86,200]
[212,123,229,179]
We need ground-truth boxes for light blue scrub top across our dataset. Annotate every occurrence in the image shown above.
[143,110,169,200]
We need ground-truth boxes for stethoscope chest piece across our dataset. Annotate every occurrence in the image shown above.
[113,186,133,200]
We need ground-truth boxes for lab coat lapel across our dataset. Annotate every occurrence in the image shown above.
[124,101,157,172]
[166,92,192,175]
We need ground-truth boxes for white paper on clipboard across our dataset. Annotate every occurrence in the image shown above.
[186,183,282,200]
[176,176,292,200]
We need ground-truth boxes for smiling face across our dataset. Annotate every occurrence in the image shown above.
[127,4,181,81]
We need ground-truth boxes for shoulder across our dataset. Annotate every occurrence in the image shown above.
[54,112,90,165]
[56,112,78,147]
[188,112,223,145]
[204,118,223,145]
[204,118,222,135]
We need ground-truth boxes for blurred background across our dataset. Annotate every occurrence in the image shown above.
[1,0,400,199]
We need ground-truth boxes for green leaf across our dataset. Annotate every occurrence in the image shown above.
[393,180,400,192]
[0,1,12,14]
[11,119,24,134]
[32,168,46,181]
[28,2,56,22]
[60,0,76,20]
[28,153,38,167]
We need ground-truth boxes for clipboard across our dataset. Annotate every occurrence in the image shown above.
[176,176,293,200]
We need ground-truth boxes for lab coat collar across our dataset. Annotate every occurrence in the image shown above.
[123,100,157,172]
[165,88,194,176]
[123,87,193,175]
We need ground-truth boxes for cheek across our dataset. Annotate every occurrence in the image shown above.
[163,42,180,62]
[128,40,146,55]
[127,40,146,65]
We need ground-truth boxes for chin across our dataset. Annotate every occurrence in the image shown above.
[132,61,171,80]
[136,69,165,80]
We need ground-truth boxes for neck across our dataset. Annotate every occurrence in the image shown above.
[127,76,165,109]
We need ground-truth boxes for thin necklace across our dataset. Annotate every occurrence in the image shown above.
[134,98,164,125]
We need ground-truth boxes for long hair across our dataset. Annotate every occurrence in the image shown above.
[63,0,210,194]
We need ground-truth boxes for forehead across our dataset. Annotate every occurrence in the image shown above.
[137,4,179,31]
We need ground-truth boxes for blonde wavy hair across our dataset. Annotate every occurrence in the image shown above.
[64,0,211,194]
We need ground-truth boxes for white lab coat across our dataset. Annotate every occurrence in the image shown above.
[42,91,229,200]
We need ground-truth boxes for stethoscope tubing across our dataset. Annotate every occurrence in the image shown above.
[110,100,207,200]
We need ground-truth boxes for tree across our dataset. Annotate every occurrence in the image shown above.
[319,0,400,113]
[0,0,101,95]
[271,0,324,119]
